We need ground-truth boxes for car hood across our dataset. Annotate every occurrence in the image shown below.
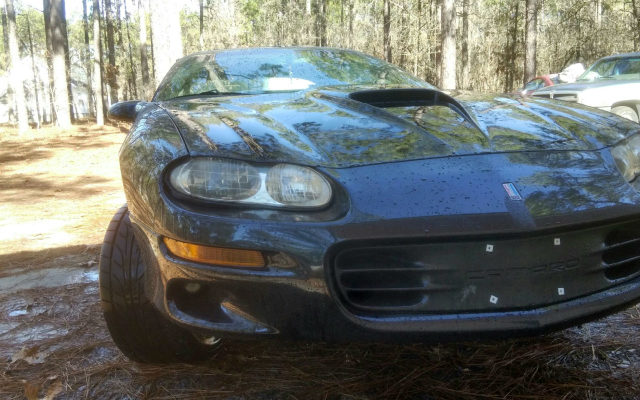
[534,79,639,93]
[160,87,640,168]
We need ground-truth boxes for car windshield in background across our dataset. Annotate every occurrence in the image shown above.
[154,48,430,101]
[577,57,640,81]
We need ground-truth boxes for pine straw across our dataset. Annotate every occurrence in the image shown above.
[1,281,638,400]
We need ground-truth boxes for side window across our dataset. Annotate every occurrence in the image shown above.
[615,58,640,75]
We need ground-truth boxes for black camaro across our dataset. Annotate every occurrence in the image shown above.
[102,47,640,363]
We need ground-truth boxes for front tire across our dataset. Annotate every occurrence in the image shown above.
[99,205,218,363]
[611,106,639,122]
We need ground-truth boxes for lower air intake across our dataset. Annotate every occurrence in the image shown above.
[602,227,640,281]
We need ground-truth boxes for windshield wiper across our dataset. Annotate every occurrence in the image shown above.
[170,90,247,99]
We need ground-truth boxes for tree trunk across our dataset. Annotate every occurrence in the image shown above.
[105,0,118,103]
[304,0,311,44]
[633,0,640,52]
[413,0,422,76]
[400,1,408,67]
[383,0,391,62]
[124,0,137,98]
[505,1,520,92]
[149,11,155,84]
[460,0,469,89]
[5,0,29,131]
[199,0,204,50]
[26,14,42,128]
[440,0,456,90]
[1,6,9,68]
[60,0,74,122]
[150,0,183,87]
[43,0,56,123]
[524,0,538,84]
[348,0,353,48]
[314,0,319,46]
[82,0,94,117]
[138,0,150,99]
[319,0,327,46]
[92,0,104,125]
[433,1,441,84]
[116,0,123,47]
[100,6,109,115]
[50,0,71,128]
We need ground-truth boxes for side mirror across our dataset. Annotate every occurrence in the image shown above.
[108,100,146,122]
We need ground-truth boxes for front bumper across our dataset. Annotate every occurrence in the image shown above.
[133,216,640,342]
[120,135,640,341]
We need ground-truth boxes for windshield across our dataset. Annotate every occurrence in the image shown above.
[154,48,431,101]
[577,56,640,81]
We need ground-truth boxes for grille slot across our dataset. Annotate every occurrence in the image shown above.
[603,228,640,280]
[553,94,578,102]
[333,250,454,312]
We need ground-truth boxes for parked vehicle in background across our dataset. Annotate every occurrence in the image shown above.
[521,74,559,95]
[557,63,585,84]
[521,64,584,96]
[533,53,640,122]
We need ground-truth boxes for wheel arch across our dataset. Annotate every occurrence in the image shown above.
[610,101,640,116]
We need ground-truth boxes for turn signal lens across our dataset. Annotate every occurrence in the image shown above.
[163,237,265,268]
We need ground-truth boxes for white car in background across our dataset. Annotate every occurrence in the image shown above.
[533,52,640,122]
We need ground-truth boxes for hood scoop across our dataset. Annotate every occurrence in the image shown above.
[348,88,480,130]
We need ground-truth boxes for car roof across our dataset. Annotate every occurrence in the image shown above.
[596,52,640,61]
[177,47,367,62]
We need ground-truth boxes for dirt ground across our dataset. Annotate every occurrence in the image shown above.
[0,124,639,400]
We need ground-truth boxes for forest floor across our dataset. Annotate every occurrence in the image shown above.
[0,125,639,399]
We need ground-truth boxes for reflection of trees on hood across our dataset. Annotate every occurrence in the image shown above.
[508,151,637,218]
[298,49,425,87]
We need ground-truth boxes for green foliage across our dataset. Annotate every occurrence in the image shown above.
[3,0,640,101]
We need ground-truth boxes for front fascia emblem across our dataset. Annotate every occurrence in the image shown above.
[502,183,523,201]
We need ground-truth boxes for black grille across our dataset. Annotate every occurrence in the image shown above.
[532,93,577,101]
[333,250,450,311]
[602,228,640,280]
[553,94,578,102]
[331,220,640,316]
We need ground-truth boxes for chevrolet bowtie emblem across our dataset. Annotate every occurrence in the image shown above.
[503,183,523,201]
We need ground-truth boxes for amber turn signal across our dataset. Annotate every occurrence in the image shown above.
[163,237,265,268]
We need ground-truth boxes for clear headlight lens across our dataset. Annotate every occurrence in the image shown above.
[266,164,332,207]
[169,158,332,208]
[611,135,640,182]
[170,158,261,201]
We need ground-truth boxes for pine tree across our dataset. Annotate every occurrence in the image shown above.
[4,0,29,131]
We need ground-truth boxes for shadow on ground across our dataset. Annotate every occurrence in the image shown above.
[0,174,112,204]
[0,127,124,168]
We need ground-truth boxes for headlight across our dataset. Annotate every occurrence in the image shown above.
[611,135,640,182]
[168,158,332,208]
